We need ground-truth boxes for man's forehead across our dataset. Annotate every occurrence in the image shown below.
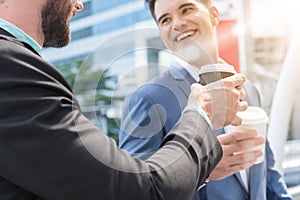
[154,0,199,16]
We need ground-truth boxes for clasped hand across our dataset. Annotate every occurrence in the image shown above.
[188,73,248,129]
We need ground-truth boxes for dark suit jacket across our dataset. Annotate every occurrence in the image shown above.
[0,28,222,200]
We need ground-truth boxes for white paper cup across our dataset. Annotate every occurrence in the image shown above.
[236,106,269,164]
[199,63,236,85]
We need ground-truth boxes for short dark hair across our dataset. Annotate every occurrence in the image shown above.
[145,0,155,19]
[145,0,212,20]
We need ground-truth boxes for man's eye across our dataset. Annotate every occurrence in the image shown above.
[161,18,171,25]
[182,7,193,14]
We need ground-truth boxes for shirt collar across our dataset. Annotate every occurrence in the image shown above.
[174,56,200,82]
[0,18,42,55]
[174,56,229,83]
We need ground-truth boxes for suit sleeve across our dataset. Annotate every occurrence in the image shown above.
[0,47,222,200]
[265,141,293,199]
[119,85,168,159]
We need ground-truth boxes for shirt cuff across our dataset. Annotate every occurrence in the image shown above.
[183,106,213,129]
[197,179,210,190]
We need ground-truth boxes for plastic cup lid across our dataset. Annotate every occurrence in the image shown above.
[200,63,236,74]
[237,106,269,125]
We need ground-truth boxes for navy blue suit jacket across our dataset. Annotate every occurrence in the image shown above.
[119,61,292,200]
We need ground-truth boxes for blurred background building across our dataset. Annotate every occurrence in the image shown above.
[42,0,300,197]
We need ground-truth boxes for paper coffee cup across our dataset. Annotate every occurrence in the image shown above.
[199,63,236,85]
[236,106,269,164]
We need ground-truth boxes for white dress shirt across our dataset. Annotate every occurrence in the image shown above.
[175,56,249,192]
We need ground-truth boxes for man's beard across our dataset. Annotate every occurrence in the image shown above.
[41,0,72,48]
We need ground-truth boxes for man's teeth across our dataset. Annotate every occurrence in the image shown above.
[177,31,194,42]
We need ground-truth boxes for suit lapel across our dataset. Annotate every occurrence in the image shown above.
[234,172,249,195]
[249,162,267,200]
[0,28,14,37]
[169,61,196,97]
[0,28,40,56]
[178,78,193,97]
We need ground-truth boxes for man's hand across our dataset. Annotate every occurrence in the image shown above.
[188,73,248,129]
[207,127,265,180]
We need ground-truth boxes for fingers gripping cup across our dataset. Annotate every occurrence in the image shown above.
[236,106,269,164]
[199,63,236,85]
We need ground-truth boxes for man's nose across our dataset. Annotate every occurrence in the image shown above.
[172,17,187,31]
[75,0,84,11]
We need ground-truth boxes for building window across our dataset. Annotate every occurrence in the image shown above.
[71,27,93,41]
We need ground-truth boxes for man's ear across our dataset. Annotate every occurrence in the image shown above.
[209,6,220,26]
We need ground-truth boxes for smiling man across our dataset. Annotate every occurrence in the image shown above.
[119,0,292,199]
[155,0,218,68]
